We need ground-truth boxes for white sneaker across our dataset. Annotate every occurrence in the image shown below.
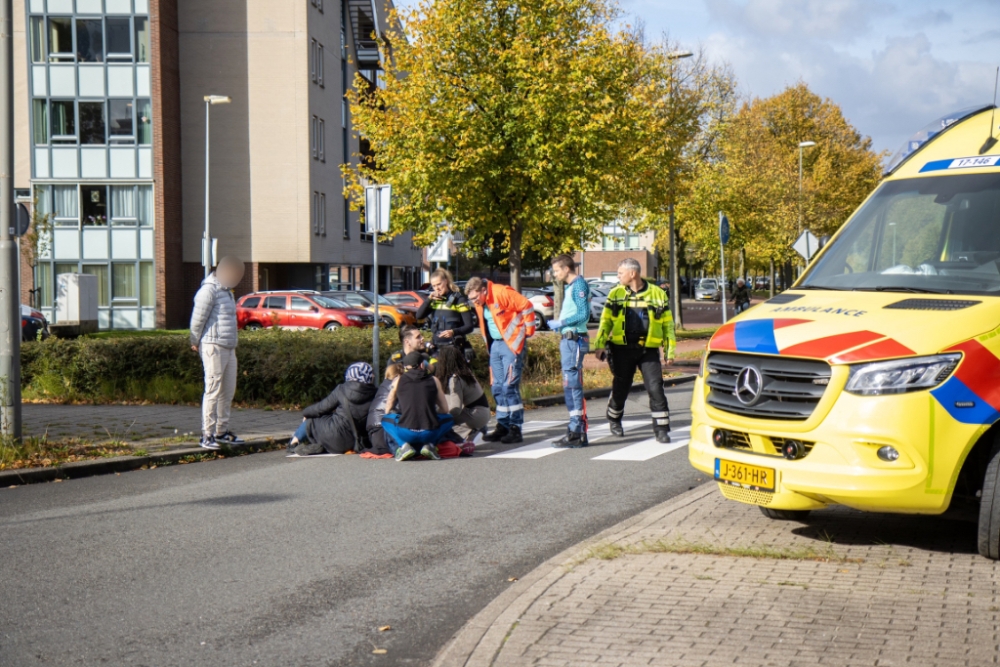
[199,434,220,450]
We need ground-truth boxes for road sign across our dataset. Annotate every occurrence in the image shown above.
[12,203,28,237]
[427,231,452,263]
[365,185,391,234]
[793,230,820,261]
[719,213,730,246]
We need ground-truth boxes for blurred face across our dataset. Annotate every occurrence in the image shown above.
[466,287,484,305]
[217,263,245,289]
[551,262,570,283]
[617,265,637,286]
[430,276,449,297]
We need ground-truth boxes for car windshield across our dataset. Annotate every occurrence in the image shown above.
[314,296,350,309]
[700,280,717,289]
[360,291,394,306]
[801,173,1000,295]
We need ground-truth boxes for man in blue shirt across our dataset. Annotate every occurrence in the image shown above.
[547,254,592,447]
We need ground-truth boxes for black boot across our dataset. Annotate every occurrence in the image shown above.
[500,425,523,444]
[608,419,625,437]
[654,426,671,444]
[554,430,588,448]
[485,423,509,442]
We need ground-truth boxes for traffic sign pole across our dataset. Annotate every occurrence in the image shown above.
[0,0,21,438]
[719,212,728,325]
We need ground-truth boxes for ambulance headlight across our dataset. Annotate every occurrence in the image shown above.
[844,354,961,396]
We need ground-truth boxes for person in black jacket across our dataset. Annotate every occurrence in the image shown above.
[415,269,475,359]
[288,363,377,456]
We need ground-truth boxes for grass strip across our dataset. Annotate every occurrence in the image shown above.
[576,537,861,564]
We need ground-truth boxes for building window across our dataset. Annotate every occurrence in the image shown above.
[318,118,325,162]
[135,18,150,63]
[82,186,108,226]
[50,100,76,144]
[47,18,74,62]
[52,185,78,227]
[139,262,154,307]
[110,185,137,226]
[79,101,106,145]
[29,17,44,64]
[311,116,318,159]
[36,264,53,308]
[82,265,110,307]
[320,193,326,235]
[310,39,318,84]
[137,185,154,226]
[112,263,137,303]
[32,100,48,145]
[317,43,324,87]
[109,99,135,143]
[137,99,152,145]
[106,17,132,60]
[76,18,104,62]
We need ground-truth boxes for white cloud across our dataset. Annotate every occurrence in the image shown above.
[705,0,893,42]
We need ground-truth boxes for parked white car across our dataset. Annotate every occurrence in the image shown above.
[521,288,555,328]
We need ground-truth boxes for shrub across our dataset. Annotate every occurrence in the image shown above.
[20,328,566,408]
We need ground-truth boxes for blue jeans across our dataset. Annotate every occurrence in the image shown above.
[490,339,525,428]
[560,336,589,433]
[292,421,309,443]
[381,413,456,447]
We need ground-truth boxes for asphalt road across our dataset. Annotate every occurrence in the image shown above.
[0,385,704,667]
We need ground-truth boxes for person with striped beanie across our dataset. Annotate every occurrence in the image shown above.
[287,362,378,456]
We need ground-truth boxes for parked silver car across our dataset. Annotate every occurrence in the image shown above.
[589,284,611,322]
[694,279,720,301]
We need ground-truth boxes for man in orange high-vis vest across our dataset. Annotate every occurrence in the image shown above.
[465,277,536,444]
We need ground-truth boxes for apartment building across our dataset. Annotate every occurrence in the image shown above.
[18,0,421,330]
[575,223,659,281]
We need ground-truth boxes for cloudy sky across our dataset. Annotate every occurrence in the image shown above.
[624,0,1000,156]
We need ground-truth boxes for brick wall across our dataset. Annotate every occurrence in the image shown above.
[575,250,657,280]
[151,0,185,329]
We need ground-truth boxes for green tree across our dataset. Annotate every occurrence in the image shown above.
[675,83,885,277]
[343,0,699,290]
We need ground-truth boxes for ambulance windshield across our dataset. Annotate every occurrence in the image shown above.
[801,172,1000,296]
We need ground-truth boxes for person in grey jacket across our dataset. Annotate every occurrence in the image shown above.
[190,256,245,450]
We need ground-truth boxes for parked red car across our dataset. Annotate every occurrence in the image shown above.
[236,291,375,330]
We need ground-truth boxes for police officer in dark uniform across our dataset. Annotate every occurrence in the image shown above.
[416,268,476,360]
[595,258,676,443]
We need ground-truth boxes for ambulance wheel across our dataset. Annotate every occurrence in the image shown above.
[759,507,811,521]
[976,440,1000,559]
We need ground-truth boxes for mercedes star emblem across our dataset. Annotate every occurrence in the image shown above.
[734,366,763,405]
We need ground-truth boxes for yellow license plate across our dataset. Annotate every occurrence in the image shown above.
[714,458,775,492]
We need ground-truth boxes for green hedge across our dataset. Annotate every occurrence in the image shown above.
[21,328,565,408]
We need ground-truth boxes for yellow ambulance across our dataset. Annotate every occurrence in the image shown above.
[687,104,1000,558]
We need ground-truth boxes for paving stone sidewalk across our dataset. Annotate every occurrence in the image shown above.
[438,484,1000,667]
[22,403,300,445]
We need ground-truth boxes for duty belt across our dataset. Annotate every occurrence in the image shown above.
[562,331,589,341]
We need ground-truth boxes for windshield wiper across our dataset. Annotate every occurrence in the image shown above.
[868,286,953,295]
[795,285,842,291]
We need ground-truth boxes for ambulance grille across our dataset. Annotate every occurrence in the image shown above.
[706,353,831,421]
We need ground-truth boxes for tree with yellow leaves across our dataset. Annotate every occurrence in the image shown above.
[343,0,703,289]
[675,83,885,281]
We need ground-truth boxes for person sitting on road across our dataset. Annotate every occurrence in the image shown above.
[366,363,402,455]
[434,345,490,444]
[382,352,454,462]
[731,278,752,314]
[288,362,378,456]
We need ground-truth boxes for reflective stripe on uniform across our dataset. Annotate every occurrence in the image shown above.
[495,405,510,414]
[569,409,585,417]
[508,330,525,352]
[651,411,669,418]
[607,407,624,418]
[507,403,524,412]
[653,418,670,426]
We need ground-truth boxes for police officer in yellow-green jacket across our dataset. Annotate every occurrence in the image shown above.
[595,258,676,443]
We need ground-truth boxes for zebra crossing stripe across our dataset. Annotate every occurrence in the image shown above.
[591,427,691,461]
[487,421,643,459]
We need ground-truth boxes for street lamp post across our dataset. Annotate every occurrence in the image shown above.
[666,50,693,327]
[0,0,20,438]
[203,95,231,278]
[797,141,816,277]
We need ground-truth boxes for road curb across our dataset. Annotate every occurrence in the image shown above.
[528,373,696,407]
[0,437,289,487]
[430,483,716,667]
